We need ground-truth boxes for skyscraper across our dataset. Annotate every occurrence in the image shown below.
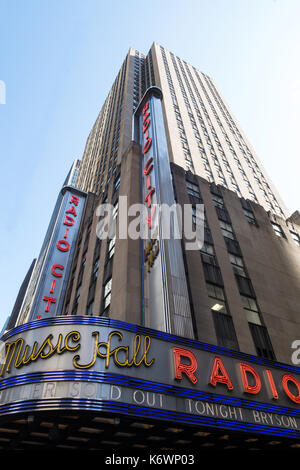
[61,42,300,359]
[77,43,287,218]
[1,43,300,451]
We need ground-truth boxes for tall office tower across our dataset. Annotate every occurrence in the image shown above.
[77,43,287,219]
[1,44,300,451]
[65,42,300,357]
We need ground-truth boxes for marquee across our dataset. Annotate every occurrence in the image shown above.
[1,316,300,439]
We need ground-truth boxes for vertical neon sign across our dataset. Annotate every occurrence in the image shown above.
[134,87,194,338]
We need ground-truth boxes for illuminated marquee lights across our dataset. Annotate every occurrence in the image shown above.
[173,346,300,406]
[0,331,155,377]
[1,317,300,438]
[40,194,81,319]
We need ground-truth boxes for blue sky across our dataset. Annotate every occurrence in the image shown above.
[0,0,299,329]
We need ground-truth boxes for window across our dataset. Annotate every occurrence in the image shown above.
[271,222,285,238]
[205,169,214,182]
[218,175,227,187]
[103,278,112,310]
[241,295,261,325]
[186,159,194,172]
[81,250,87,266]
[235,275,256,297]
[243,208,256,225]
[108,236,116,259]
[114,175,120,191]
[229,254,247,277]
[64,301,69,315]
[186,180,201,198]
[290,231,300,246]
[113,202,119,220]
[203,260,223,286]
[200,242,214,256]
[191,205,197,225]
[75,284,81,302]
[212,194,224,208]
[231,182,240,195]
[216,206,231,223]
[220,220,235,240]
[212,311,239,351]
[249,323,275,360]
[206,283,227,314]
[92,257,100,281]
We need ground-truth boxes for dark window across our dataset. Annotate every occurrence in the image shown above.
[210,183,222,197]
[204,227,214,244]
[248,323,275,360]
[186,180,201,199]
[200,242,215,256]
[93,256,100,275]
[216,206,231,223]
[220,221,235,240]
[94,238,101,259]
[203,262,223,286]
[224,237,242,256]
[77,266,84,284]
[235,275,256,297]
[243,208,256,225]
[212,194,224,208]
[114,175,121,191]
[64,301,69,315]
[212,311,239,351]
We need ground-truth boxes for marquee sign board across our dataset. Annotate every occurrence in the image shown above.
[1,317,300,439]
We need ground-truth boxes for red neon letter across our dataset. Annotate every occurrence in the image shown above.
[69,195,80,206]
[145,206,156,229]
[173,347,198,384]
[210,357,234,390]
[265,369,279,400]
[143,137,152,154]
[66,205,77,217]
[51,264,64,277]
[43,296,56,312]
[56,240,70,252]
[147,175,153,190]
[50,280,56,294]
[144,157,153,176]
[142,112,150,134]
[240,363,261,394]
[64,215,75,226]
[282,374,300,404]
[144,187,155,208]
[142,101,149,115]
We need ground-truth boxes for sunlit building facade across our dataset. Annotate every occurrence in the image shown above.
[1,43,300,452]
